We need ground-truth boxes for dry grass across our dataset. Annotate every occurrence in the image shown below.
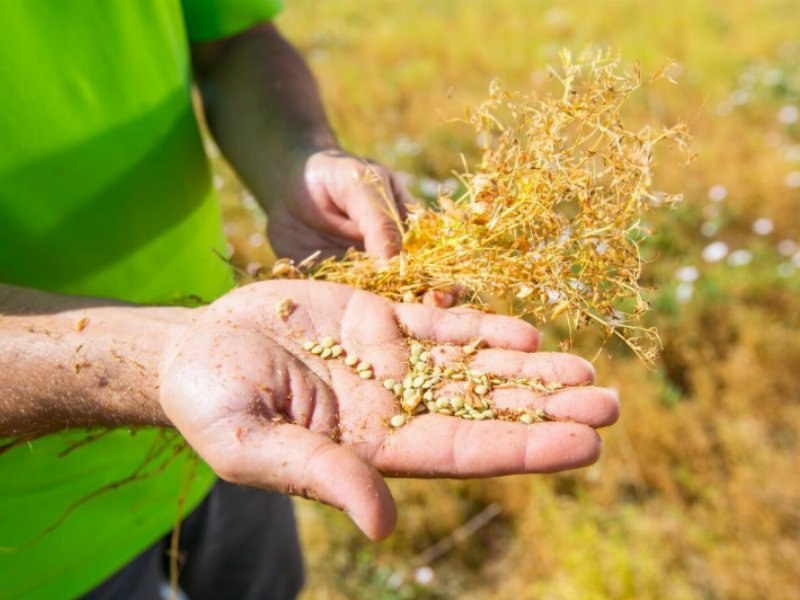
[283,49,689,364]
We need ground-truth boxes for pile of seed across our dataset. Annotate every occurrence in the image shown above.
[302,337,559,428]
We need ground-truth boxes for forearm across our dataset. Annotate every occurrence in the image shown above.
[192,23,338,209]
[0,285,186,437]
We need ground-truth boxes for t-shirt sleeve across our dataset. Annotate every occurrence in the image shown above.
[181,0,284,42]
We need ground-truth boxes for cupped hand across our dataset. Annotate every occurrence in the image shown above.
[159,280,619,540]
[265,149,415,263]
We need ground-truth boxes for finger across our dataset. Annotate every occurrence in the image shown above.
[340,290,408,381]
[394,303,540,351]
[473,349,595,386]
[429,348,595,386]
[375,418,601,477]
[491,387,620,428]
[215,424,397,541]
[422,285,463,309]
[431,380,618,428]
[345,168,403,259]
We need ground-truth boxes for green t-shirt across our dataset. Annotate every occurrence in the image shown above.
[0,1,282,598]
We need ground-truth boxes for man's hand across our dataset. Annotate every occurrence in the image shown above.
[192,24,416,263]
[1,281,618,540]
[265,149,414,262]
[159,280,619,540]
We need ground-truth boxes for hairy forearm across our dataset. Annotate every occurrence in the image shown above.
[0,285,186,437]
[192,23,338,208]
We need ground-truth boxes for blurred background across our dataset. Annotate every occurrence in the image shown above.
[207,1,800,598]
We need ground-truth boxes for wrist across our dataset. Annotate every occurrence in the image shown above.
[0,287,193,436]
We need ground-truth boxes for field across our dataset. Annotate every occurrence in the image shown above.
[212,1,800,598]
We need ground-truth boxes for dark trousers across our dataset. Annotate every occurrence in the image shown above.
[83,481,304,600]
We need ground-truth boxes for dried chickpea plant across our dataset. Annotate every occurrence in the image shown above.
[270,49,690,364]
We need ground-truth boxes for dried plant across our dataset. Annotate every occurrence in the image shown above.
[272,49,690,363]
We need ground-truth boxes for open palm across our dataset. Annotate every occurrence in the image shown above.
[159,280,619,539]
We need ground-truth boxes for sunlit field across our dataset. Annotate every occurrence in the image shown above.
[210,1,800,598]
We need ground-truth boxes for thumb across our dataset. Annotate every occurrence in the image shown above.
[218,424,397,540]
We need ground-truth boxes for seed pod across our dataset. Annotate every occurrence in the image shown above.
[311,344,324,355]
[359,369,374,380]
[383,379,397,390]
[451,396,465,410]
[356,361,372,372]
[320,348,332,359]
[403,391,422,410]
[331,345,344,358]
[390,415,406,428]
[321,336,335,348]
[421,378,436,389]
[474,385,489,396]
[412,375,426,388]
[519,413,534,424]
[344,355,359,367]
[393,383,403,395]
[302,341,316,351]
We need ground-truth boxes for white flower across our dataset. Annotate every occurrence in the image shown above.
[785,171,800,188]
[675,266,699,283]
[777,239,798,256]
[701,221,719,237]
[730,89,749,106]
[394,136,421,156]
[241,191,258,210]
[707,184,727,202]
[784,145,800,162]
[419,177,439,198]
[702,241,729,263]
[778,105,799,125]
[413,566,434,586]
[752,218,774,236]
[763,68,783,86]
[443,178,459,192]
[728,249,752,267]
[676,282,694,303]
[394,170,416,188]
[248,232,266,248]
